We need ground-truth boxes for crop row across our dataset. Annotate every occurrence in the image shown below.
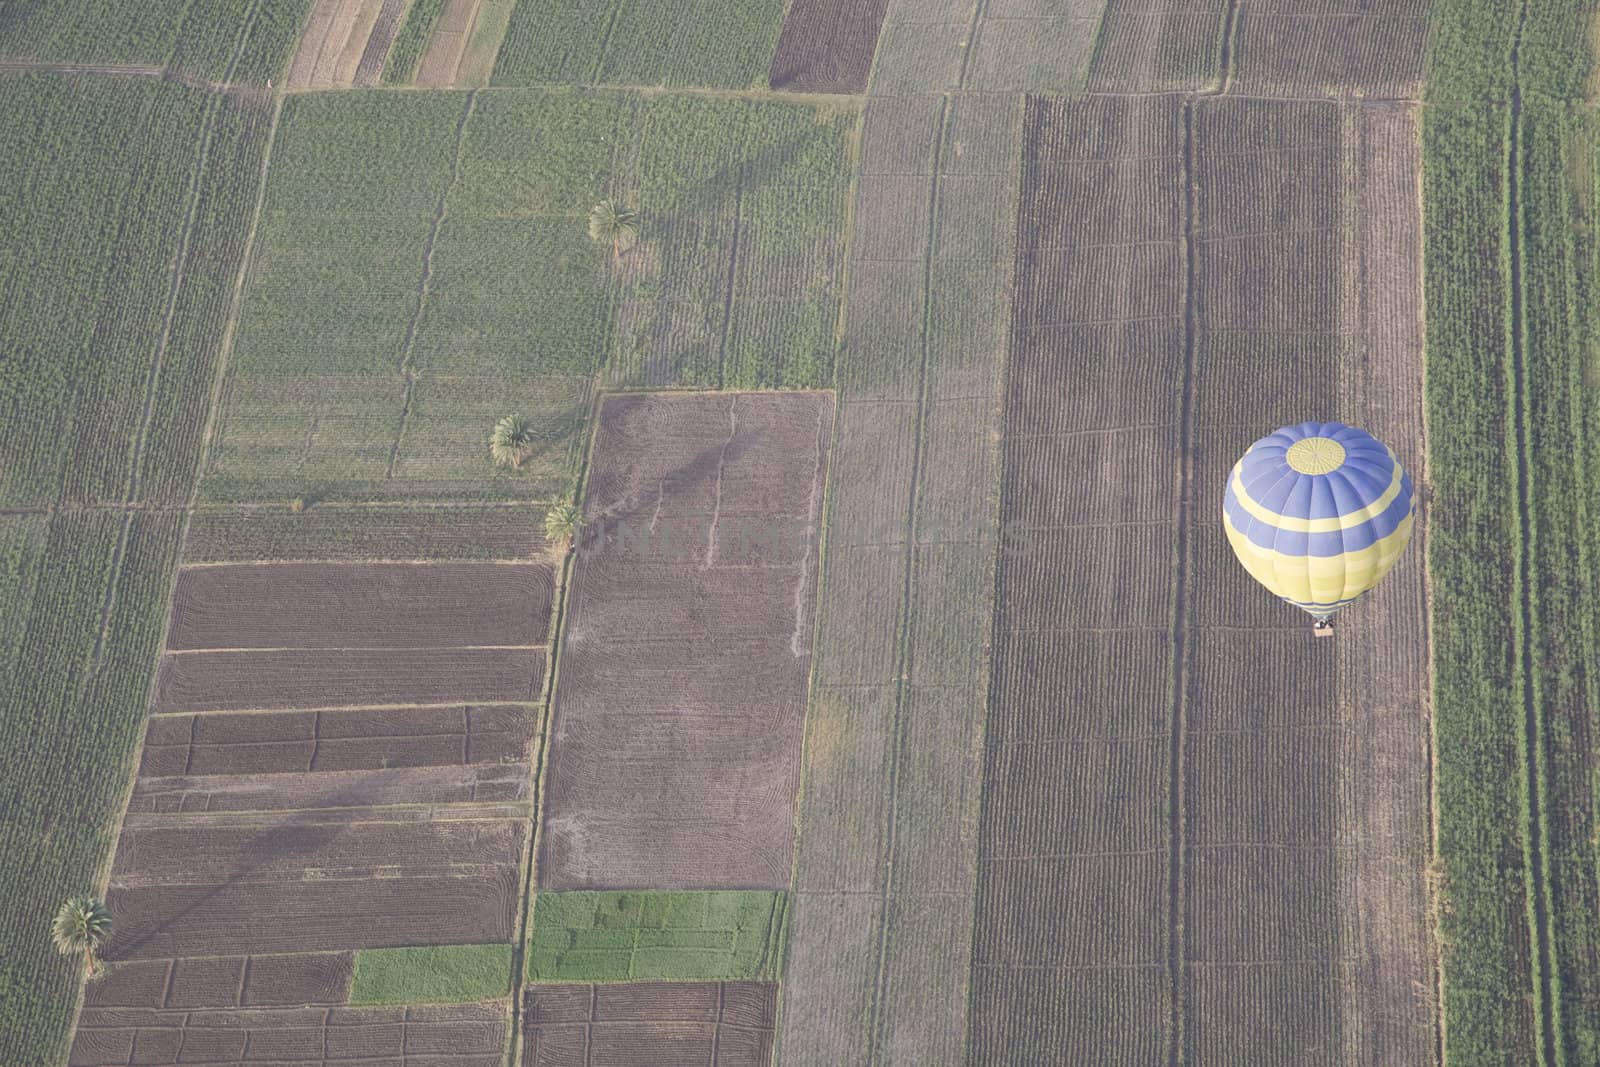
[0,0,312,84]
[379,0,449,85]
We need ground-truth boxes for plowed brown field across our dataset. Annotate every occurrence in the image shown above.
[70,1001,507,1066]
[523,982,776,1066]
[538,392,832,890]
[767,0,889,94]
[168,563,551,649]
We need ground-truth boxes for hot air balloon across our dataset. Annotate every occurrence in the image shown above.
[1222,421,1415,635]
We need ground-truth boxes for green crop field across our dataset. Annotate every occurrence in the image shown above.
[206,87,853,505]
[491,0,785,89]
[0,0,313,84]
[1424,2,1600,1064]
[350,944,515,1004]
[527,891,786,982]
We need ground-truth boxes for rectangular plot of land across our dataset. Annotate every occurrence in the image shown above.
[184,504,554,563]
[527,892,783,983]
[107,870,520,959]
[71,1002,507,1066]
[168,563,553,650]
[109,817,524,888]
[767,0,890,93]
[127,764,530,814]
[87,953,356,1009]
[539,392,831,890]
[153,647,544,712]
[138,705,534,778]
[523,982,775,1066]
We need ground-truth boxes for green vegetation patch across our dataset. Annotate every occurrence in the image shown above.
[491,0,785,89]
[0,0,313,83]
[349,944,514,1004]
[527,892,785,982]
[210,88,852,504]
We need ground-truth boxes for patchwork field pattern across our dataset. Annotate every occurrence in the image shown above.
[539,391,831,891]
[967,91,1434,1065]
[767,0,889,94]
[70,1001,508,1066]
[869,0,1104,94]
[285,0,408,88]
[491,0,785,88]
[527,892,785,982]
[779,89,1022,1062]
[84,554,547,1056]
[522,983,776,1067]
[209,90,851,504]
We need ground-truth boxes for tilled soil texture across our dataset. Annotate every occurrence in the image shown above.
[137,705,534,778]
[69,1002,507,1066]
[767,0,890,94]
[1085,0,1429,96]
[539,392,832,890]
[85,953,356,1009]
[967,95,1433,1063]
[154,647,545,711]
[523,982,776,1066]
[168,563,552,649]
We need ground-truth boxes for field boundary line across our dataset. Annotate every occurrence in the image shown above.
[505,386,608,1067]
[386,89,476,480]
[863,91,951,1065]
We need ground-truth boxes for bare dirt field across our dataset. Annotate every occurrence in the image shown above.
[137,704,533,776]
[538,391,832,890]
[153,646,545,711]
[168,563,552,649]
[966,91,1434,1064]
[84,953,356,1009]
[70,1001,507,1066]
[523,982,776,1066]
[415,0,479,87]
[127,767,530,813]
[767,0,890,94]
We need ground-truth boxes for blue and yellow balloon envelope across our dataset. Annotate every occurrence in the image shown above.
[1222,421,1415,623]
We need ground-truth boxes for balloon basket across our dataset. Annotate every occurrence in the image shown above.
[1312,619,1334,638]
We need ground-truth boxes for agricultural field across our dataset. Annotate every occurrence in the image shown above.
[767,0,890,94]
[1421,3,1600,1064]
[526,892,784,982]
[491,0,784,89]
[380,0,447,84]
[869,0,1103,94]
[538,392,832,891]
[207,88,853,505]
[284,0,411,88]
[522,982,776,1066]
[0,0,313,84]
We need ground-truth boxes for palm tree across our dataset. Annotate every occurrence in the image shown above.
[588,199,639,259]
[52,896,112,978]
[544,502,582,551]
[490,415,537,470]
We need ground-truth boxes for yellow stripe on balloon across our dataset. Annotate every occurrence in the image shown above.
[1222,510,1415,606]
[1228,448,1404,534]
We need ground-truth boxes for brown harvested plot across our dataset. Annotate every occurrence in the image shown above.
[138,705,533,777]
[109,816,523,887]
[539,392,831,890]
[523,982,775,1066]
[127,766,530,813]
[354,0,409,84]
[168,563,552,650]
[1230,6,1430,97]
[969,94,1434,1063]
[768,0,889,94]
[107,867,519,958]
[86,953,356,1009]
[153,647,544,711]
[70,1002,507,1066]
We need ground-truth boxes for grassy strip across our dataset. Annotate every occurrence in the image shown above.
[527,891,784,982]
[1423,3,1599,1063]
[350,944,514,1004]
[381,0,448,86]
